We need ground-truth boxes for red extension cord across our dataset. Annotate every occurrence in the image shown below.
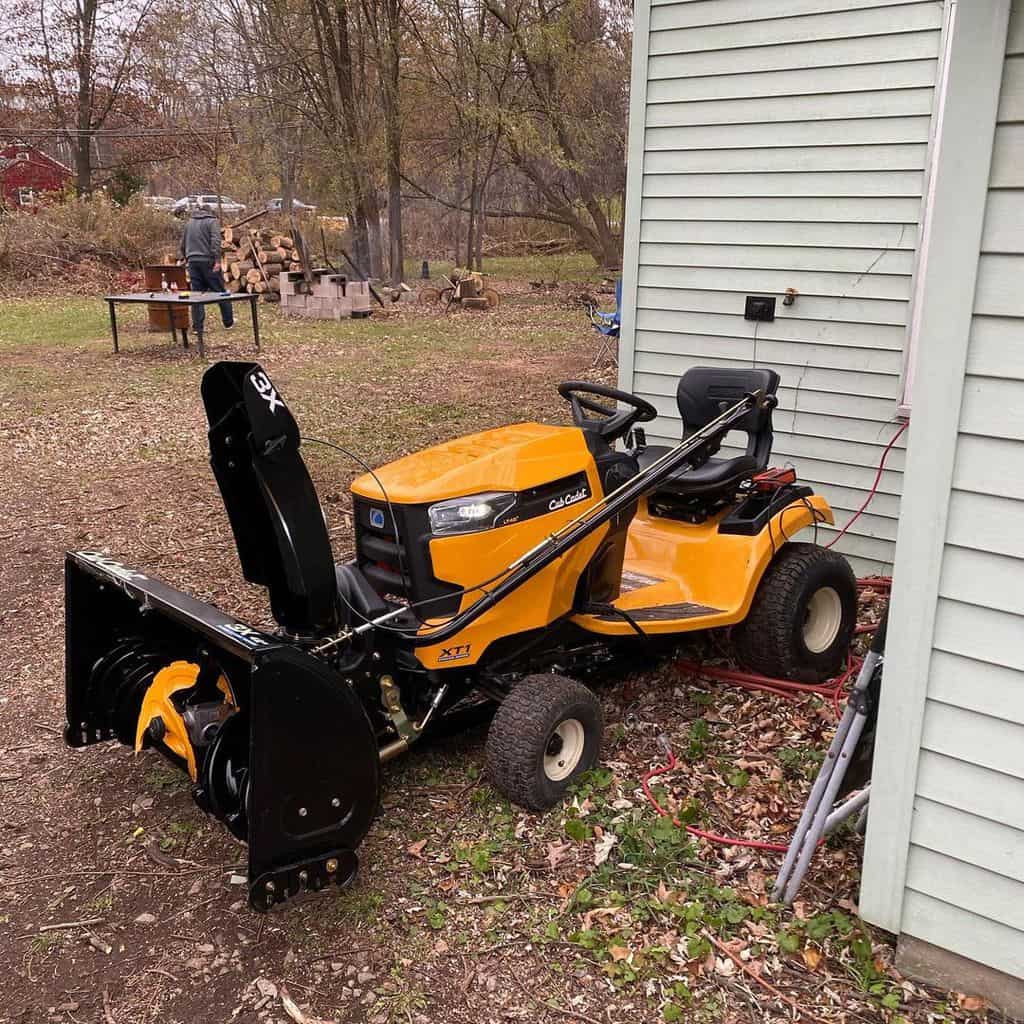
[825,420,908,550]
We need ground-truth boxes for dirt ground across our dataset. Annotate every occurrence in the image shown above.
[0,278,995,1024]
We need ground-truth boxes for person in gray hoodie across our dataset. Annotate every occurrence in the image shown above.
[178,204,234,337]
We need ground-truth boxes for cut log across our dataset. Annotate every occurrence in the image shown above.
[245,268,262,284]
[256,247,288,264]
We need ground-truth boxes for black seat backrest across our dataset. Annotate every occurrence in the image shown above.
[676,367,780,466]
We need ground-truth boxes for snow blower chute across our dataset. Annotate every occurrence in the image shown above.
[65,361,856,910]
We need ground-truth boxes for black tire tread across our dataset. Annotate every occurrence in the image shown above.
[485,674,601,811]
[733,542,856,682]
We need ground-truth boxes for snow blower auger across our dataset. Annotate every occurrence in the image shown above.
[64,362,857,910]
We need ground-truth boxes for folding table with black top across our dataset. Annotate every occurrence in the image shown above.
[103,291,260,358]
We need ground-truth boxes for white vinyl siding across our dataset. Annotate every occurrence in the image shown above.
[897,5,1024,979]
[621,0,946,573]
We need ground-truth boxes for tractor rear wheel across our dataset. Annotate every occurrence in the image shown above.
[485,674,602,811]
[732,542,857,682]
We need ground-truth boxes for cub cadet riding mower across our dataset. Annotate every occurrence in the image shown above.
[64,363,856,909]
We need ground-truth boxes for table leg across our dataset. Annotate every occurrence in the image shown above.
[251,295,260,352]
[167,303,178,349]
[108,301,119,353]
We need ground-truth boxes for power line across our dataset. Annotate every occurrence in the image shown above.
[0,123,304,137]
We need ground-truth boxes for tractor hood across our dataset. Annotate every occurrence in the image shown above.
[350,422,594,504]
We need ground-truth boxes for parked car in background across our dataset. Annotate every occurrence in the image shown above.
[143,195,176,211]
[266,197,317,214]
[172,194,246,218]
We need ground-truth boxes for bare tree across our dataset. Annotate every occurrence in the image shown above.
[12,0,158,193]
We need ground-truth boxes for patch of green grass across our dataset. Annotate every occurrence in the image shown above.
[144,765,187,792]
[0,297,114,350]
[777,745,825,780]
[30,933,62,954]
[86,892,114,914]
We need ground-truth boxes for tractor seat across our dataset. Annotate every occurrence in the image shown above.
[638,366,780,497]
[636,447,760,495]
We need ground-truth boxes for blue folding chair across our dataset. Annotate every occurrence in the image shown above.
[585,278,622,338]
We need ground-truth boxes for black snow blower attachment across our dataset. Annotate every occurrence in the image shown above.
[65,364,381,909]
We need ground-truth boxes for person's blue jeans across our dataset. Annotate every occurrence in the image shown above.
[186,258,234,334]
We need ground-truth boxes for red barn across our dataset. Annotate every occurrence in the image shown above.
[0,143,71,208]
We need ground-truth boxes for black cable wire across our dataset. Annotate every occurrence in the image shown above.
[303,435,427,628]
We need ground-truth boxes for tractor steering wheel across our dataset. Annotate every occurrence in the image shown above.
[557,381,658,443]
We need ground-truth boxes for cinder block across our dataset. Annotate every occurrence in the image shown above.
[279,276,294,296]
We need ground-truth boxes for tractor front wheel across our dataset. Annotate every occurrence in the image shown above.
[732,542,857,682]
[485,674,602,810]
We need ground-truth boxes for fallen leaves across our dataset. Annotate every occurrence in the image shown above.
[280,985,333,1024]
[956,992,988,1012]
[546,840,571,871]
[406,838,428,859]
[593,830,618,866]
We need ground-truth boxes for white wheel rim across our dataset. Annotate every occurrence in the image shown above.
[543,719,586,781]
[803,586,843,654]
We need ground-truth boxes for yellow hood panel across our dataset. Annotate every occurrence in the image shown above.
[350,422,591,504]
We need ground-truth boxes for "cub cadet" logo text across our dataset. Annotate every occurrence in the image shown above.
[548,486,589,512]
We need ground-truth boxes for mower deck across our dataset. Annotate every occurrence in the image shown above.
[571,494,833,636]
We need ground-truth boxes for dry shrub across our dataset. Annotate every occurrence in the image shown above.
[0,195,180,291]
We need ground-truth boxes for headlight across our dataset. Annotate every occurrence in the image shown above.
[428,492,517,535]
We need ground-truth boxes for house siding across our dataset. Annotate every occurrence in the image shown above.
[619,0,947,572]
[898,5,1024,976]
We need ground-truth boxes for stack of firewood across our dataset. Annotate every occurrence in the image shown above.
[220,227,305,303]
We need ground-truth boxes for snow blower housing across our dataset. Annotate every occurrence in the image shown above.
[65,362,857,910]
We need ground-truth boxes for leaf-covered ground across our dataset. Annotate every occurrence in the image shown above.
[0,274,996,1023]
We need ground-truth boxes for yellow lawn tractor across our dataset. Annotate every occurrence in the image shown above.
[64,363,856,909]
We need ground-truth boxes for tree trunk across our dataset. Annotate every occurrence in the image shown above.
[366,197,383,278]
[387,160,403,285]
[383,0,404,286]
[73,138,93,196]
[453,162,465,264]
[475,184,485,271]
